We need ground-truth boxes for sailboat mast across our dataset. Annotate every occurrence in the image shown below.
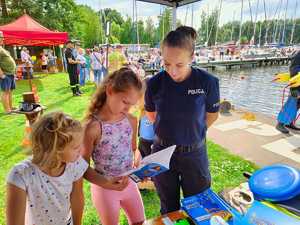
[252,0,260,45]
[206,5,209,44]
[281,0,289,44]
[272,0,282,43]
[238,0,244,45]
[290,0,298,44]
[230,11,236,42]
[263,0,269,45]
[215,0,223,45]
[258,20,262,47]
[135,0,140,51]
[248,0,253,24]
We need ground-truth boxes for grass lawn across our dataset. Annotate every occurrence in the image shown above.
[0,73,257,224]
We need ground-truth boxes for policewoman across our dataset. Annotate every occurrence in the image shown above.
[145,26,220,214]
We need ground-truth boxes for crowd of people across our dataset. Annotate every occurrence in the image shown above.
[63,40,151,96]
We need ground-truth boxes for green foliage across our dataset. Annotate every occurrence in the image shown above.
[157,8,172,42]
[119,17,134,44]
[0,0,78,35]
[1,1,299,47]
[198,9,219,46]
[75,5,104,47]
[102,8,124,26]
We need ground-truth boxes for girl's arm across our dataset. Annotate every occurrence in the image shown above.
[128,115,138,152]
[82,121,99,164]
[6,183,26,225]
[70,178,84,225]
[128,115,141,167]
[82,121,128,190]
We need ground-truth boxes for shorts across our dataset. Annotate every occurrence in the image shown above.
[0,75,16,91]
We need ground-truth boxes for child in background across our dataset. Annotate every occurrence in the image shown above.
[82,67,145,225]
[138,76,155,158]
[135,76,155,190]
[6,112,88,225]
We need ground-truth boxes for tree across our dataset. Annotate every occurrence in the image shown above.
[0,0,79,35]
[157,8,172,42]
[0,0,8,17]
[144,17,155,47]
[198,9,218,46]
[75,5,103,47]
[102,8,124,26]
[119,17,134,44]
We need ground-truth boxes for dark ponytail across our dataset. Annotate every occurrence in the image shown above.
[162,26,197,55]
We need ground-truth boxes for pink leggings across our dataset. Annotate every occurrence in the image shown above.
[91,179,145,225]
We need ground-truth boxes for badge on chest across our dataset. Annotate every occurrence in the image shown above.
[187,88,205,95]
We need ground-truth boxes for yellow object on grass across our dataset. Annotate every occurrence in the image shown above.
[242,112,256,121]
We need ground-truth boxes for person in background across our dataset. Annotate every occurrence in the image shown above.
[276,50,300,134]
[138,76,155,159]
[84,49,91,82]
[48,50,57,73]
[0,31,16,114]
[108,45,127,73]
[21,47,33,79]
[100,47,108,80]
[76,48,87,86]
[90,47,103,85]
[41,52,48,73]
[64,40,82,96]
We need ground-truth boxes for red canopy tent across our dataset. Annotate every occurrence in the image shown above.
[0,14,68,46]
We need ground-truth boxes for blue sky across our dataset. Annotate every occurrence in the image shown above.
[75,0,299,28]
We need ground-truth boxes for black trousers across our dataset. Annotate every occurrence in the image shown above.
[151,141,211,214]
[68,68,79,93]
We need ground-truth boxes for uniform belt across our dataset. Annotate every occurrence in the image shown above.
[155,138,205,153]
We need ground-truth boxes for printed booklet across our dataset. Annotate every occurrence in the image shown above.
[122,145,176,183]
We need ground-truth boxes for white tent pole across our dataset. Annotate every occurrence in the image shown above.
[172,3,177,30]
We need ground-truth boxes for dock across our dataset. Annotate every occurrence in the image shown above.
[197,56,291,70]
[145,56,291,74]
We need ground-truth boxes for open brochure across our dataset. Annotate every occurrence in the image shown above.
[122,145,176,183]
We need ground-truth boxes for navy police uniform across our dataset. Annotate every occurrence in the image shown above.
[145,67,220,214]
